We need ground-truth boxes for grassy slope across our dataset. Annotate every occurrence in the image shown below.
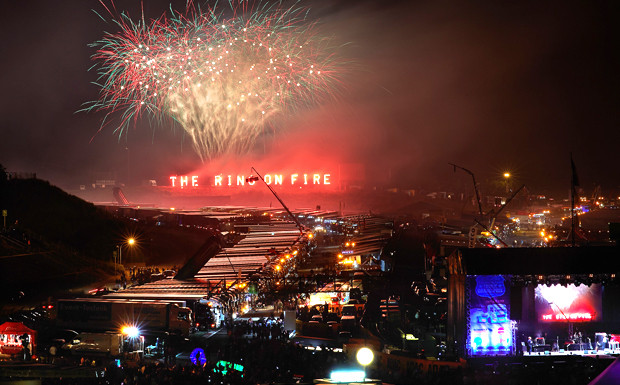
[0,178,123,307]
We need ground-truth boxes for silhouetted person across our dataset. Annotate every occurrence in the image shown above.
[20,333,31,361]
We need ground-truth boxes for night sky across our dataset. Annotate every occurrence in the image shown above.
[1,0,618,198]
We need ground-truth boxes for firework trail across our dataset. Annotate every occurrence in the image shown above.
[85,1,344,161]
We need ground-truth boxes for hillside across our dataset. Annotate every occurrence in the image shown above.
[0,166,124,307]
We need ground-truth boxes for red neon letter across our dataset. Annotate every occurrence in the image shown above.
[170,176,177,187]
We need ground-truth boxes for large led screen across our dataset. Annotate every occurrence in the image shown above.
[468,275,513,356]
[535,283,602,322]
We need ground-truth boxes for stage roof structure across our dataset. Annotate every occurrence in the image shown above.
[460,246,620,276]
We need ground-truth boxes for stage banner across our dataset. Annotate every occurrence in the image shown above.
[467,275,514,356]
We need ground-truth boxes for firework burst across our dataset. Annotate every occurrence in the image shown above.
[85,0,344,161]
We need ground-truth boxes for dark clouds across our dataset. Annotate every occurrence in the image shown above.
[0,1,618,197]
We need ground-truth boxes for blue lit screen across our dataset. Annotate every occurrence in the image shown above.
[468,275,514,356]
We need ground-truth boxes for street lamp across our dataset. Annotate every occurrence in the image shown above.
[116,237,136,271]
[356,347,374,366]
[356,346,374,381]
[503,172,511,193]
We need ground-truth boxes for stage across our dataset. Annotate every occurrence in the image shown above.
[523,348,620,357]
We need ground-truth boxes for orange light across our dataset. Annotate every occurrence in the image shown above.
[345,242,350,247]
[280,258,285,263]
[308,233,314,239]
[275,265,281,271]
[338,254,343,259]
[128,237,136,246]
[352,242,356,247]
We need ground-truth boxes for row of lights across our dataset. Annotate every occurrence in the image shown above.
[273,249,299,274]
[513,273,618,287]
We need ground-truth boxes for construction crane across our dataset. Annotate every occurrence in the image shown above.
[449,163,483,218]
[246,166,304,235]
[449,163,524,248]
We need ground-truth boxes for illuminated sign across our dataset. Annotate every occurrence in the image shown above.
[541,312,593,322]
[169,175,199,187]
[475,275,505,298]
[214,360,244,375]
[169,173,331,187]
[308,292,349,306]
[190,348,207,366]
[330,369,365,383]
[467,275,514,356]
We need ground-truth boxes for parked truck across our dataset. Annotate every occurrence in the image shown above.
[56,298,192,337]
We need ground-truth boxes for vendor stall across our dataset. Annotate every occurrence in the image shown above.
[0,321,36,356]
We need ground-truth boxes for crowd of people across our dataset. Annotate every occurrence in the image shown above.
[224,318,289,341]
[34,322,349,384]
[6,317,615,385]
[31,342,614,385]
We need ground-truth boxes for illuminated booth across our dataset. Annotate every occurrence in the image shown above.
[0,321,36,356]
[447,247,620,358]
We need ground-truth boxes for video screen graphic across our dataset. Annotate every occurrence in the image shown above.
[468,275,513,356]
[535,283,602,322]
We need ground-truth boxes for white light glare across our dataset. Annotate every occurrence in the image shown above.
[330,369,365,383]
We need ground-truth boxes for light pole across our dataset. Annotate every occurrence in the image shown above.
[503,172,511,194]
[116,237,136,272]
